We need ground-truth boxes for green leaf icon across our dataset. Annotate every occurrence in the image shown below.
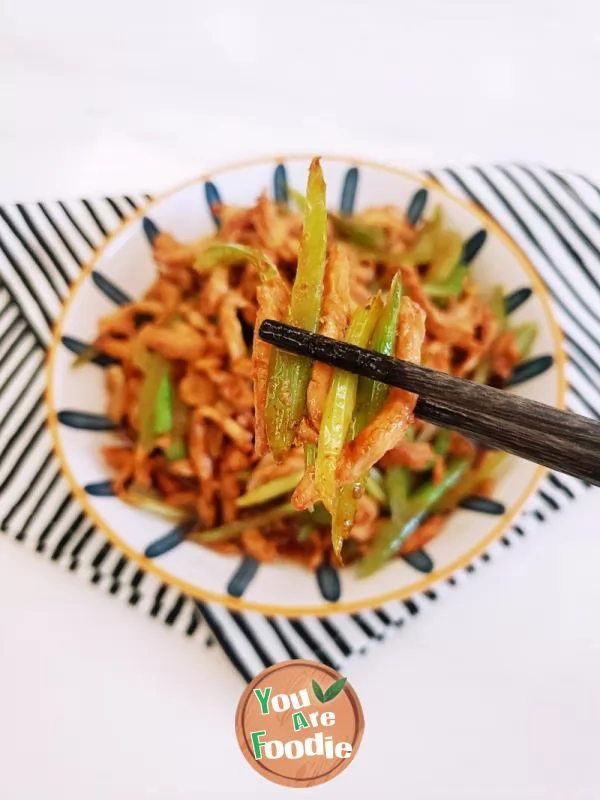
[323,677,348,703]
[312,679,325,703]
[312,676,348,704]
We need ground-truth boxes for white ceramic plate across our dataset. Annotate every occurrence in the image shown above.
[47,155,566,616]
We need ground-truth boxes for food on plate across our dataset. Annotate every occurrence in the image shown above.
[81,157,535,575]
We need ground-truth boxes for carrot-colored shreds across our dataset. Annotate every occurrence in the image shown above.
[88,159,527,575]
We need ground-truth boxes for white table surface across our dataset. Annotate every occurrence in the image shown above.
[2,1,600,797]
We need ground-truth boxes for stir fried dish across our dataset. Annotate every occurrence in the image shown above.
[82,158,536,576]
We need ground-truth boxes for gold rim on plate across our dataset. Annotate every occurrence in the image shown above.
[45,154,567,616]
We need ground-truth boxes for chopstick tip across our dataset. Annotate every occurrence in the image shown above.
[258,318,281,343]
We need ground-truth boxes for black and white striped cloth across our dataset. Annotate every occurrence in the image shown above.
[1,166,597,683]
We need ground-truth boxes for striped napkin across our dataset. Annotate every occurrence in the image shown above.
[1,165,597,683]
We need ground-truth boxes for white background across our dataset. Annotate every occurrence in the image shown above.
[1,0,600,797]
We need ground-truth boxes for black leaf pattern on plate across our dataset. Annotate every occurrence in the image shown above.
[505,355,554,387]
[91,271,132,306]
[461,229,487,264]
[142,217,160,245]
[406,188,428,225]
[204,181,222,228]
[459,495,506,515]
[401,549,434,573]
[227,556,260,598]
[57,411,117,431]
[273,163,289,206]
[504,286,533,315]
[61,336,117,367]
[316,562,341,603]
[340,167,359,215]
[84,480,115,497]
[144,523,191,559]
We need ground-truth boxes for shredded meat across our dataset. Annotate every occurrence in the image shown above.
[378,441,436,470]
[306,245,352,429]
[96,186,514,570]
[489,330,521,380]
[399,515,446,554]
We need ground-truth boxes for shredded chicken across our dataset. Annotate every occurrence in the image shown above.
[94,187,520,571]
[489,330,521,380]
[306,246,352,430]
[399,514,446,554]
[379,441,437,471]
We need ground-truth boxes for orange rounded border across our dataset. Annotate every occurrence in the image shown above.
[235,659,364,787]
[46,154,567,616]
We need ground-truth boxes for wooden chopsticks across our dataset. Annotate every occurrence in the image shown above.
[259,319,600,488]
